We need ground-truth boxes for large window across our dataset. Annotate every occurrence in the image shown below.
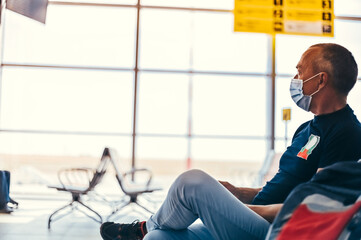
[4,5,137,68]
[1,67,134,133]
[1,0,360,179]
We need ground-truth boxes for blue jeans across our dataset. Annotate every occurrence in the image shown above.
[145,169,270,240]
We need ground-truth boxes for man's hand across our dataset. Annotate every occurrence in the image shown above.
[246,204,283,223]
[219,181,261,204]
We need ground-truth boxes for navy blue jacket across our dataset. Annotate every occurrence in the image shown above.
[253,105,361,205]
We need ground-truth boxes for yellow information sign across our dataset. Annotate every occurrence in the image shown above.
[234,0,334,37]
[283,108,291,121]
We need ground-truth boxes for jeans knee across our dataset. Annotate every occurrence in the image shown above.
[172,169,210,193]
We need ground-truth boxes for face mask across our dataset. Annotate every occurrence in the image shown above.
[290,73,321,112]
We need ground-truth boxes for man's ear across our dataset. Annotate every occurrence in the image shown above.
[319,72,328,88]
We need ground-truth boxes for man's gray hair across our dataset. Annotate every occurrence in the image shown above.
[311,43,358,96]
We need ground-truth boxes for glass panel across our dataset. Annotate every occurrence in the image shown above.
[141,0,233,10]
[276,20,361,78]
[191,0,234,10]
[139,9,192,70]
[192,74,267,136]
[0,67,134,133]
[55,0,137,4]
[275,139,288,155]
[275,77,314,152]
[193,12,269,73]
[137,72,189,135]
[333,20,361,78]
[136,136,188,160]
[0,133,131,157]
[0,132,132,181]
[334,0,361,17]
[135,137,188,178]
[191,138,266,162]
[191,138,265,182]
[3,5,136,68]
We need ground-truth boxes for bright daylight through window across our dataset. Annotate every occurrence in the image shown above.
[0,0,360,186]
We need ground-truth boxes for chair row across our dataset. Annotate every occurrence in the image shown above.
[47,147,162,229]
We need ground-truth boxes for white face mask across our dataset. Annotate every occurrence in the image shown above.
[290,73,321,112]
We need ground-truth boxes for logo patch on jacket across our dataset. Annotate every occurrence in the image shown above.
[297,134,320,160]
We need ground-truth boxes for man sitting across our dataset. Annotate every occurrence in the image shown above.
[100,43,361,240]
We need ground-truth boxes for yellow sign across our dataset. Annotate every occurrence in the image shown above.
[283,108,291,121]
[234,0,334,37]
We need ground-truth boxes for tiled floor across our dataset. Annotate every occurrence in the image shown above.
[0,178,168,240]
[0,165,258,240]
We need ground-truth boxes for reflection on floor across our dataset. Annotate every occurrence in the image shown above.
[0,177,168,240]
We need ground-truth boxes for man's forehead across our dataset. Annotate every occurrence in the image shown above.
[297,47,320,69]
[303,46,321,59]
